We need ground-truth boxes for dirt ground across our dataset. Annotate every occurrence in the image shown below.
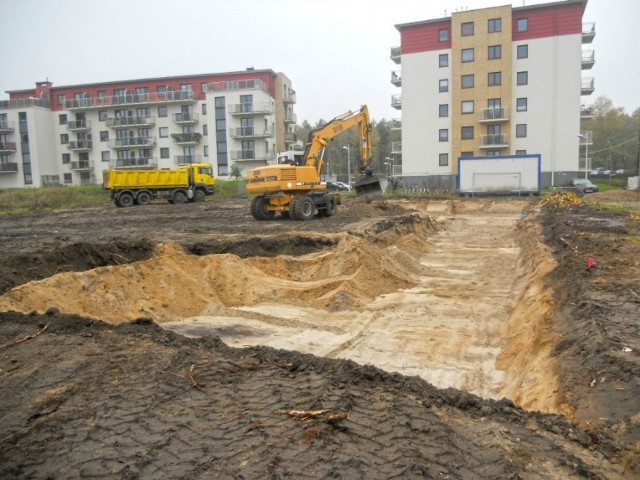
[0,192,639,479]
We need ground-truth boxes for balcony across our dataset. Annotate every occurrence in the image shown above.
[582,22,595,43]
[230,150,273,162]
[79,173,96,186]
[70,160,94,171]
[479,134,508,149]
[390,46,401,64]
[0,162,18,173]
[391,94,401,110]
[391,141,402,154]
[67,140,93,152]
[390,118,401,130]
[106,116,156,128]
[65,91,199,111]
[175,154,202,165]
[112,157,158,169]
[41,175,61,186]
[229,127,274,139]
[228,102,274,116]
[108,137,156,149]
[479,107,509,123]
[284,112,297,124]
[391,70,401,87]
[66,120,91,132]
[0,141,17,153]
[284,132,296,143]
[171,132,202,145]
[172,112,199,125]
[581,50,595,70]
[0,120,15,133]
[581,77,595,95]
[580,105,594,120]
[283,91,297,104]
[207,79,269,94]
[0,98,49,109]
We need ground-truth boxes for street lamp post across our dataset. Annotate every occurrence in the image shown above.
[578,133,590,179]
[342,145,351,187]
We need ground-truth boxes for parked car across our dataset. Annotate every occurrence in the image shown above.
[590,168,602,176]
[615,169,625,175]
[571,178,599,193]
[602,170,612,175]
[326,181,351,191]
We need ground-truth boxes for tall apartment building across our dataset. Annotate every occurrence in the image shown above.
[0,69,297,188]
[391,0,595,189]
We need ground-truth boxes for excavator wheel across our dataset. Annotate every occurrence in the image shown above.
[251,196,276,220]
[292,195,315,221]
[321,195,337,217]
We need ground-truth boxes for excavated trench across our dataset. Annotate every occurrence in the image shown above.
[0,200,562,413]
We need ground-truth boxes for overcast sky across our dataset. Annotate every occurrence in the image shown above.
[0,0,637,124]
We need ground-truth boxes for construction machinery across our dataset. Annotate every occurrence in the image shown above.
[246,105,384,220]
[103,163,216,207]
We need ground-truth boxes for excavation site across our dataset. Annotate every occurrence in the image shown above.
[0,194,639,479]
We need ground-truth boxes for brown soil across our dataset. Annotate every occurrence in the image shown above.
[0,195,639,479]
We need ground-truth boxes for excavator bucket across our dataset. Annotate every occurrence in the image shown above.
[355,175,387,196]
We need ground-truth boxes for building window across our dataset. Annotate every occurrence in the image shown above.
[461,101,474,114]
[204,145,209,157]
[159,127,168,138]
[97,90,106,99]
[517,71,528,85]
[100,131,108,141]
[439,153,449,166]
[202,103,207,115]
[516,98,528,111]
[158,106,168,117]
[439,79,449,92]
[461,48,474,62]
[516,124,527,138]
[439,104,449,117]
[517,18,528,32]
[462,74,474,88]
[57,94,67,106]
[461,22,474,36]
[101,151,110,162]
[488,18,502,33]
[488,45,502,60]
[59,114,67,125]
[439,54,449,67]
[160,148,170,159]
[461,126,474,140]
[64,173,72,184]
[461,151,474,157]
[60,134,68,144]
[62,153,70,164]
[517,44,528,59]
[203,124,208,136]
[439,28,449,42]
[516,150,527,155]
[439,129,449,142]
[488,98,502,109]
[488,72,502,86]
[486,150,501,157]
[99,111,107,121]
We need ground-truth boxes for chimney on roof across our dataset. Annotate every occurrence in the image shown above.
[35,80,52,100]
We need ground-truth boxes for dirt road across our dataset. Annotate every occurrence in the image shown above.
[0,194,639,478]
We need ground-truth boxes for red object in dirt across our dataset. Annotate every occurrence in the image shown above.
[587,257,595,269]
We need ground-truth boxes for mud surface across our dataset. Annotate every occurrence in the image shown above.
[0,194,639,478]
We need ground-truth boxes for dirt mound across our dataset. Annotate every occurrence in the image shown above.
[588,189,640,203]
[0,311,622,479]
[0,240,155,295]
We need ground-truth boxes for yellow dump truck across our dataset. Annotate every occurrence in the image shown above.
[103,163,215,207]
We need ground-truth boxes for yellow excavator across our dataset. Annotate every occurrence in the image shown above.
[246,105,385,220]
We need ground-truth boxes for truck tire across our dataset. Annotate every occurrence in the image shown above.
[324,196,337,217]
[251,196,275,220]
[193,189,206,203]
[117,192,134,208]
[136,191,151,206]
[172,191,188,204]
[293,195,315,221]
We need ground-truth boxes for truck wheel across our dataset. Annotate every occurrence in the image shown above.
[118,192,134,208]
[136,191,151,206]
[293,195,315,221]
[193,189,206,203]
[251,196,276,220]
[172,191,187,204]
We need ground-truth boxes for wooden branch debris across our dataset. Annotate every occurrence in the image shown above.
[188,364,205,391]
[559,236,578,253]
[277,409,348,423]
[0,324,49,350]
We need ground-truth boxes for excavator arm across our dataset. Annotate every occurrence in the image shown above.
[302,105,374,178]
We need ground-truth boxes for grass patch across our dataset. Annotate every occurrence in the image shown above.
[0,185,111,215]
